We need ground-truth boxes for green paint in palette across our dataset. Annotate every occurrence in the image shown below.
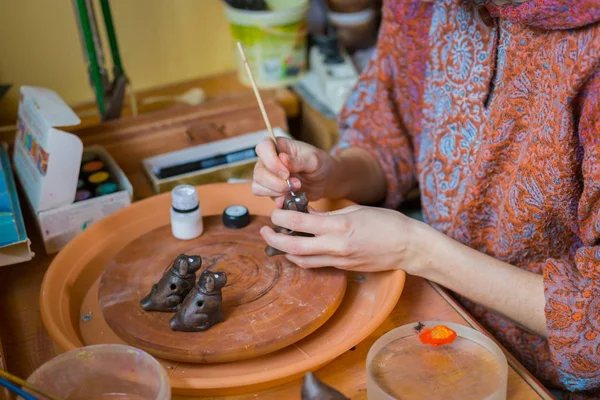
[96,182,119,196]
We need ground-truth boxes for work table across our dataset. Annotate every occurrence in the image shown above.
[0,72,552,399]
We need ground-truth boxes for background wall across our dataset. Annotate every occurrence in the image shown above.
[0,0,235,124]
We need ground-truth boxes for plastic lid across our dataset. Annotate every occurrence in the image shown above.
[224,0,309,26]
[222,205,250,229]
[171,185,199,212]
[327,8,375,26]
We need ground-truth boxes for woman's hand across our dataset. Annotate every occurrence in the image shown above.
[261,204,549,336]
[260,205,427,273]
[252,137,338,206]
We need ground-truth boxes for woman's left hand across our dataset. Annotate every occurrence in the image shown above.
[262,204,550,337]
[260,205,426,272]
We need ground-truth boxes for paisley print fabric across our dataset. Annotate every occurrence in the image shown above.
[332,0,600,396]
[487,0,600,29]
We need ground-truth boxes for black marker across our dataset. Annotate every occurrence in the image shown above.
[154,147,257,179]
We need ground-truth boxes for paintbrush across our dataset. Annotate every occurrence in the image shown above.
[236,41,296,197]
[0,369,64,400]
[0,377,38,400]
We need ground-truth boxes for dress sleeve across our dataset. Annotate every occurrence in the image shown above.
[543,69,600,392]
[330,2,428,209]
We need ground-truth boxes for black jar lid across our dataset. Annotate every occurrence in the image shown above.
[222,205,250,229]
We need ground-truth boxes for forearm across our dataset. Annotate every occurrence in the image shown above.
[326,148,387,205]
[413,223,548,337]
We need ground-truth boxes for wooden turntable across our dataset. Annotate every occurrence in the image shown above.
[98,215,347,363]
[40,183,405,396]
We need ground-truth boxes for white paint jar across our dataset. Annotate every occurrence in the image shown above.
[170,184,203,240]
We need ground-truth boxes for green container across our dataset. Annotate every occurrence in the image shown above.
[225,1,309,88]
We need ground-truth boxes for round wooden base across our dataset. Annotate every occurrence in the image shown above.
[98,215,347,363]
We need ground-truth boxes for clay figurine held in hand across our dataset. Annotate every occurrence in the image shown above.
[254,136,410,272]
[140,254,202,312]
[265,192,314,257]
[170,269,227,332]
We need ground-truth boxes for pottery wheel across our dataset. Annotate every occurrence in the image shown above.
[98,215,347,363]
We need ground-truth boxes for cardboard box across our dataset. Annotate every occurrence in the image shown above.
[13,87,133,254]
[142,128,291,193]
[0,142,34,266]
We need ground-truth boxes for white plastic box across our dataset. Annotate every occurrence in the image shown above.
[12,87,133,254]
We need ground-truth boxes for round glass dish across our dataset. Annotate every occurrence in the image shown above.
[366,321,508,400]
[22,344,170,400]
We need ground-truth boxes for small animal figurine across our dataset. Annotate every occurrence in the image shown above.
[140,254,202,312]
[169,269,227,332]
[265,192,314,257]
[301,372,349,400]
[283,192,310,213]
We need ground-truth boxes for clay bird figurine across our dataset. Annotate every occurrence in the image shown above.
[140,254,202,312]
[301,372,349,400]
[169,269,227,332]
[265,192,314,257]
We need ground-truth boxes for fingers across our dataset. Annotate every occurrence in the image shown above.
[273,138,322,174]
[252,181,284,198]
[252,161,302,197]
[270,196,286,208]
[255,138,290,180]
[252,161,290,193]
[284,150,321,174]
[308,205,362,216]
[255,137,313,178]
[273,137,296,154]
[285,254,351,269]
[271,209,349,235]
[260,226,347,256]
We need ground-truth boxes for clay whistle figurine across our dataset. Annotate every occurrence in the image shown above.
[301,372,349,400]
[140,254,202,312]
[283,192,310,213]
[169,269,227,332]
[265,192,314,257]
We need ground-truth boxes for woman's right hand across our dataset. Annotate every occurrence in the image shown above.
[252,137,338,206]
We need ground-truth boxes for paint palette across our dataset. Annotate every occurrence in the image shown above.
[76,151,121,202]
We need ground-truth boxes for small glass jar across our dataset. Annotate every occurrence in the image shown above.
[170,184,203,240]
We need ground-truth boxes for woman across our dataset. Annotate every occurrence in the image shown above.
[252,0,600,397]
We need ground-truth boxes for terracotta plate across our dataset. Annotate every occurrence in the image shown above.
[98,215,347,363]
[40,183,405,395]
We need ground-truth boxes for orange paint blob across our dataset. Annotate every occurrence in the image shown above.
[83,160,104,172]
[572,313,583,321]
[418,325,457,347]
